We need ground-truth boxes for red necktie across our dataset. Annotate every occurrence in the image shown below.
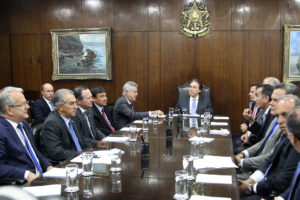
[102,109,115,132]
[252,104,258,118]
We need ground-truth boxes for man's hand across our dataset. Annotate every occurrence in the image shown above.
[243,109,254,123]
[240,123,248,133]
[97,140,107,149]
[46,166,53,171]
[238,179,249,197]
[151,110,164,115]
[240,132,248,143]
[27,172,39,183]
[234,153,244,164]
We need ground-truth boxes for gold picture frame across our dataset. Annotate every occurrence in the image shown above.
[51,27,112,81]
[283,24,300,82]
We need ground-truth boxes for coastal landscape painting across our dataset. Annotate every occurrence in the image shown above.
[283,24,300,82]
[51,28,112,80]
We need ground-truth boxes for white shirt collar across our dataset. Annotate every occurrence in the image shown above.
[78,106,86,114]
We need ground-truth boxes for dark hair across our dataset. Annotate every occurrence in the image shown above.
[189,79,203,90]
[257,84,274,102]
[287,107,300,140]
[91,86,105,98]
[274,83,299,96]
[73,85,88,100]
[250,82,262,89]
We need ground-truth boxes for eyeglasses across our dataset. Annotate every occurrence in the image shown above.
[9,101,29,107]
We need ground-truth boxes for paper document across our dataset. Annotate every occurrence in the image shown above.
[120,127,142,132]
[71,155,111,164]
[102,136,130,143]
[213,116,229,120]
[211,122,228,126]
[43,167,82,178]
[133,120,143,124]
[23,184,61,197]
[210,129,230,136]
[190,195,231,200]
[189,137,215,143]
[196,174,232,184]
[193,156,238,169]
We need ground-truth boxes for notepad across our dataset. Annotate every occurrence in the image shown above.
[193,156,238,169]
[43,168,82,178]
[23,184,61,197]
[210,129,230,136]
[190,195,231,200]
[210,122,228,126]
[120,127,142,132]
[102,136,130,143]
[189,137,215,143]
[196,174,232,184]
[213,116,229,120]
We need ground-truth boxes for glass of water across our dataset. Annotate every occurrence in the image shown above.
[169,107,174,119]
[129,125,137,142]
[152,114,158,124]
[110,149,122,172]
[65,164,79,193]
[182,155,195,180]
[82,152,93,176]
[142,117,149,132]
[174,170,188,200]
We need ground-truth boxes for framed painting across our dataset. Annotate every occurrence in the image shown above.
[283,24,300,82]
[51,27,112,80]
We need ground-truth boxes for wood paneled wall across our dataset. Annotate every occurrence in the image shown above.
[1,0,300,132]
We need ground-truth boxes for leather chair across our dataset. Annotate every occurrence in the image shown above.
[177,81,210,99]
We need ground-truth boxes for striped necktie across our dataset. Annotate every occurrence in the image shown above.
[68,121,82,152]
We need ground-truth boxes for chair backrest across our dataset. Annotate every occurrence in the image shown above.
[177,81,210,99]
[30,121,43,151]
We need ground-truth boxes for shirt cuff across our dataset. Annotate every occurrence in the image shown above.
[253,183,258,193]
[277,196,284,200]
[239,159,244,168]
[243,150,249,158]
[250,170,264,183]
[247,131,252,137]
[24,170,29,180]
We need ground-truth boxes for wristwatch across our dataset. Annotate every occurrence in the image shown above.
[246,184,253,195]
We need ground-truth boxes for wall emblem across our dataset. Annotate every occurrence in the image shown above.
[180,0,211,38]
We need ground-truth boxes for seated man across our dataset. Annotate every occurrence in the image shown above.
[175,79,213,115]
[113,81,164,130]
[0,87,52,183]
[73,86,106,142]
[239,95,300,200]
[40,89,95,162]
[91,86,115,136]
[31,83,54,122]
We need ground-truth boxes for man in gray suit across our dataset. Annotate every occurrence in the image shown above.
[235,83,299,179]
[113,81,164,130]
[175,79,213,115]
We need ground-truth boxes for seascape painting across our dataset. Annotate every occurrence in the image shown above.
[289,31,300,77]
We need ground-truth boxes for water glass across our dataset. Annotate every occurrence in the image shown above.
[110,149,122,172]
[169,107,174,119]
[204,109,212,119]
[142,117,149,132]
[174,170,188,200]
[152,114,158,124]
[190,140,202,159]
[82,176,93,198]
[82,152,93,176]
[182,117,189,132]
[65,164,79,193]
[129,125,137,142]
[202,118,210,133]
[182,155,195,180]
[111,172,122,193]
[129,142,137,157]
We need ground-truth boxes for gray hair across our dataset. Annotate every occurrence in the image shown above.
[122,81,138,95]
[287,107,300,140]
[274,82,299,96]
[51,89,74,109]
[263,77,280,87]
[0,86,23,115]
[277,94,300,107]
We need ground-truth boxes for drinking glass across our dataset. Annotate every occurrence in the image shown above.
[174,170,188,200]
[129,125,137,142]
[82,176,93,198]
[142,117,149,132]
[65,164,79,193]
[152,114,158,124]
[82,152,93,176]
[169,107,174,119]
[110,149,122,172]
[182,155,195,180]
[111,172,122,193]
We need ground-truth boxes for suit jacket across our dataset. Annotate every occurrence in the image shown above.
[248,109,275,145]
[73,108,105,141]
[92,103,115,136]
[40,110,94,162]
[175,93,214,115]
[280,162,300,200]
[113,96,149,130]
[31,97,51,122]
[255,136,300,196]
[242,118,283,171]
[0,116,51,179]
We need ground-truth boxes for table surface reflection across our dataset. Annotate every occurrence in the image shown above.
[31,117,239,200]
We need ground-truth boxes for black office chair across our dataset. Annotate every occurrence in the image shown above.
[177,81,211,99]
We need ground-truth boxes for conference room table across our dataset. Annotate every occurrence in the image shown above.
[30,116,239,200]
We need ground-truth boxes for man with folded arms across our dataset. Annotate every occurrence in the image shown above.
[239,95,300,200]
[235,83,299,179]
[40,89,95,162]
[0,87,52,183]
[275,107,300,200]
[113,81,164,130]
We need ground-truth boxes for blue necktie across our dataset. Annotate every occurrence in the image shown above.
[191,99,197,114]
[68,121,82,152]
[17,124,43,175]
[288,162,300,200]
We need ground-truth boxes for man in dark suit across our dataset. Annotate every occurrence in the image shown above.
[31,83,54,122]
[275,107,300,200]
[175,79,213,115]
[113,81,164,130]
[40,89,95,162]
[0,87,52,183]
[91,86,115,136]
[73,86,106,142]
[239,95,300,200]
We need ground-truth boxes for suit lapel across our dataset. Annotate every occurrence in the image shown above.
[41,98,51,113]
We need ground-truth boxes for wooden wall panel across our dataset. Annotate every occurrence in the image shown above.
[160,0,183,31]
[205,0,232,30]
[231,0,244,30]
[0,0,9,35]
[280,0,300,26]
[148,0,160,31]
[0,35,11,88]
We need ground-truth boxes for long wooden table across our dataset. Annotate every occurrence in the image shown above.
[30,117,239,200]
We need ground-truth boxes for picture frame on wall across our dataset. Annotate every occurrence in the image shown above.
[283,24,300,82]
[51,27,112,81]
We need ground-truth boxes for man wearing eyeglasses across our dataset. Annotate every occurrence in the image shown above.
[0,86,52,183]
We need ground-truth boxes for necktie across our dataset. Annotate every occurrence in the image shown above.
[263,113,267,124]
[288,162,300,200]
[83,111,95,139]
[252,104,258,118]
[49,101,54,111]
[101,109,115,132]
[68,121,82,152]
[191,98,197,114]
[17,124,43,175]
